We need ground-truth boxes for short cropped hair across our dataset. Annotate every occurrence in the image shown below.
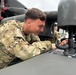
[25,8,46,21]
[61,38,68,42]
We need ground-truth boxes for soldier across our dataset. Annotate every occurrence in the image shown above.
[54,22,61,43]
[49,22,60,43]
[0,8,56,69]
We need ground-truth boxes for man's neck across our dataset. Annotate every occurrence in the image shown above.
[22,24,30,35]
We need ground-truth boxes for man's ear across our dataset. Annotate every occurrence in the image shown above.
[26,19,32,26]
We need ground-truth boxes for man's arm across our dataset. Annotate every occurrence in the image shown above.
[8,37,52,60]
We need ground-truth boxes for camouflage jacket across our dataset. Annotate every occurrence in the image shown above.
[48,30,60,43]
[0,20,52,69]
[54,30,61,43]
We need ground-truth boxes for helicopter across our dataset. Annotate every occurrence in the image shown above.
[0,0,76,75]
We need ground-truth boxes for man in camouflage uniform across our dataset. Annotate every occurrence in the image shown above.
[53,24,68,45]
[0,8,56,69]
[49,23,60,43]
[54,24,61,43]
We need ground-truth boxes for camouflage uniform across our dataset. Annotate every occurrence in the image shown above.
[0,20,52,69]
[54,30,61,44]
[48,30,60,43]
[54,30,60,40]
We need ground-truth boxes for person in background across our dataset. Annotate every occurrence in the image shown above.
[54,23,68,47]
[49,22,60,43]
[54,22,61,43]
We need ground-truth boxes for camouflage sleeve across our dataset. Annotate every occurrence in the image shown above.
[54,31,60,39]
[9,38,52,60]
[54,31,61,43]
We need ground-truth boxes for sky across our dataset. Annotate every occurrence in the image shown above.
[18,0,60,11]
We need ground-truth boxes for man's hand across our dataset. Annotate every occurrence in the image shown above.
[52,43,56,50]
